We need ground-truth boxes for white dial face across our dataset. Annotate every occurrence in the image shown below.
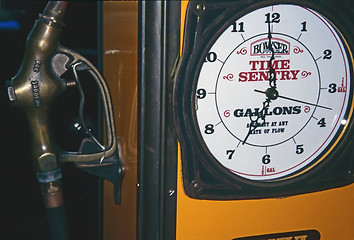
[195,4,353,181]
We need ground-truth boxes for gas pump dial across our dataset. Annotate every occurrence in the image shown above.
[173,0,354,199]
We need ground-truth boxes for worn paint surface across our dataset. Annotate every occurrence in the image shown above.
[103,2,138,240]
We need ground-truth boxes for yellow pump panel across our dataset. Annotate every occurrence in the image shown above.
[176,152,354,239]
[103,2,138,240]
[103,1,354,239]
[175,2,354,240]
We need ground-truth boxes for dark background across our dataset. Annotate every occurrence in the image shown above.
[0,1,100,239]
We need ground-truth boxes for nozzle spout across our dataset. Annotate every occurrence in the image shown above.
[41,1,68,26]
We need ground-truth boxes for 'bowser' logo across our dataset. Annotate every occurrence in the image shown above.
[251,38,290,56]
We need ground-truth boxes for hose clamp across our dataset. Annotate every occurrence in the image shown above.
[36,168,62,183]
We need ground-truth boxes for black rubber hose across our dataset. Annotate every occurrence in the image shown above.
[46,205,70,240]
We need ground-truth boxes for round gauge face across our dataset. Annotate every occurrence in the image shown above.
[195,4,353,181]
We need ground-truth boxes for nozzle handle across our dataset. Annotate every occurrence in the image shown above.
[54,46,125,204]
[56,46,118,164]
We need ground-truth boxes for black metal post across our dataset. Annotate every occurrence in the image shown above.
[137,1,180,239]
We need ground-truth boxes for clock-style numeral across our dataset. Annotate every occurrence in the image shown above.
[204,124,215,134]
[296,144,304,154]
[301,21,307,32]
[265,12,280,23]
[226,150,235,160]
[323,49,332,59]
[204,52,217,62]
[196,88,207,99]
[262,154,271,164]
[317,118,326,127]
[231,22,245,32]
[328,83,337,93]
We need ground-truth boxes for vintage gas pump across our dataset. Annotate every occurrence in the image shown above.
[2,0,354,239]
[102,1,354,240]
